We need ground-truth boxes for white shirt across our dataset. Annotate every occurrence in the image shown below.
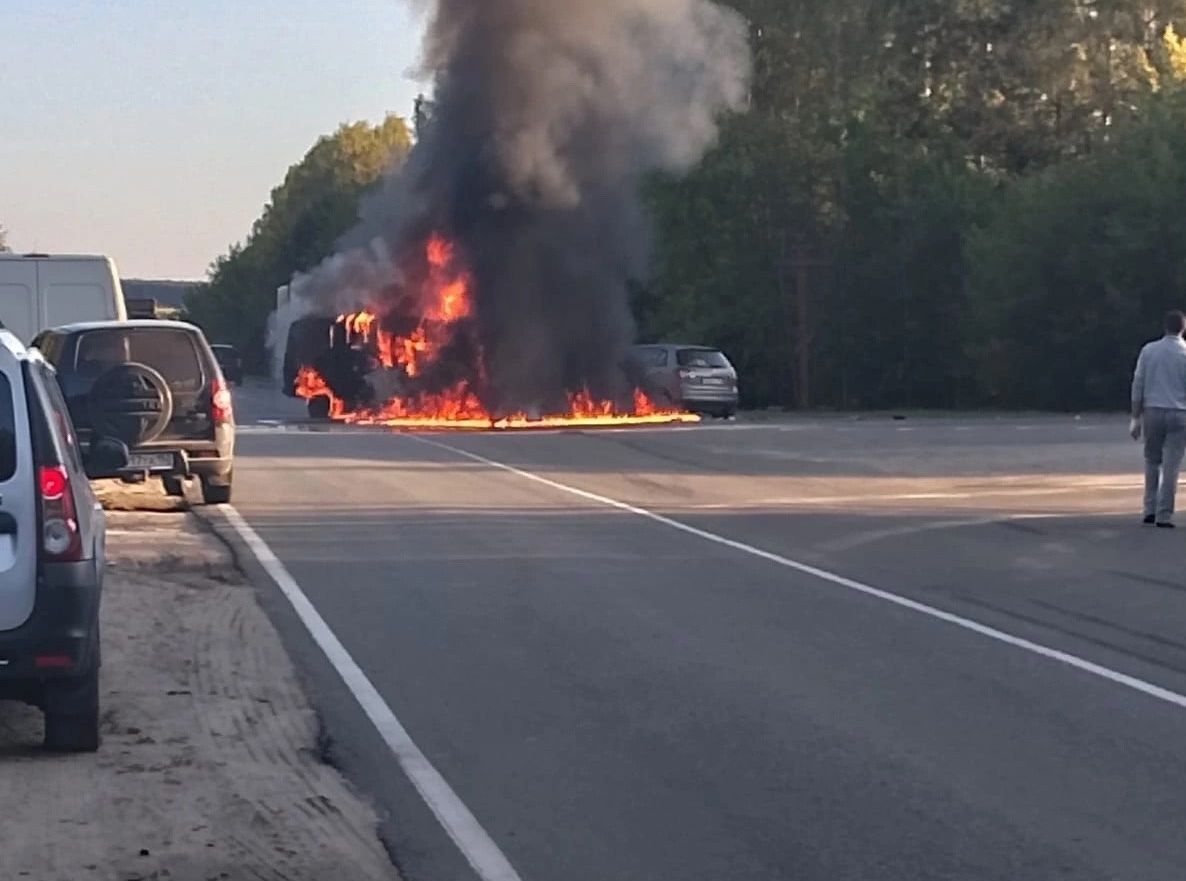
[1132,335,1186,412]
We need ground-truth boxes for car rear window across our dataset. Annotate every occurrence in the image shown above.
[631,347,669,367]
[0,374,15,481]
[676,348,730,369]
[74,329,204,392]
[630,346,668,367]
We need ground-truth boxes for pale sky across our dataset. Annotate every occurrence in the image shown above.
[0,1,424,279]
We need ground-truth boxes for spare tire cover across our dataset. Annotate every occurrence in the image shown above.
[88,362,174,446]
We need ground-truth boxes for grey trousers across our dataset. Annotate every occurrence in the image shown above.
[1143,408,1186,521]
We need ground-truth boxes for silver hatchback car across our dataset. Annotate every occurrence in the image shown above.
[628,343,739,417]
[0,327,127,751]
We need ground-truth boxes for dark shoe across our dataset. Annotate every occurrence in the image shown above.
[1144,515,1157,524]
[1156,521,1176,529]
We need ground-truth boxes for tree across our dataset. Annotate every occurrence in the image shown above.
[0,223,9,253]
[640,0,1186,410]
[967,87,1186,410]
[186,115,412,369]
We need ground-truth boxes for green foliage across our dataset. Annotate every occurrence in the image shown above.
[186,115,412,369]
[967,89,1186,409]
[639,0,1186,410]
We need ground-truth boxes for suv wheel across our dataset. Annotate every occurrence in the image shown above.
[88,362,174,446]
[200,473,232,505]
[161,474,185,497]
[43,662,101,753]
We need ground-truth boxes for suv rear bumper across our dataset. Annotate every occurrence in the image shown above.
[0,560,101,698]
[118,449,233,481]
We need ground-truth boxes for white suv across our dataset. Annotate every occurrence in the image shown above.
[0,327,124,751]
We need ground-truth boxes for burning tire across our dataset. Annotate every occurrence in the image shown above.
[88,362,174,446]
[307,395,332,420]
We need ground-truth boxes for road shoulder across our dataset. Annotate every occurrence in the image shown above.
[0,501,399,881]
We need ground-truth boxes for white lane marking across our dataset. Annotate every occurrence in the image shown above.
[412,436,1186,713]
[686,483,1140,509]
[220,505,523,881]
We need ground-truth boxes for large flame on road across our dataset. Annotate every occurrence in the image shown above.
[294,235,699,431]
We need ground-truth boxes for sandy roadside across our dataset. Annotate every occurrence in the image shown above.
[0,484,400,881]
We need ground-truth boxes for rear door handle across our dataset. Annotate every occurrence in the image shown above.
[0,512,16,535]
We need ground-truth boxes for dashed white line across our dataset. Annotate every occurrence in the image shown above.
[220,505,524,881]
[412,435,1186,714]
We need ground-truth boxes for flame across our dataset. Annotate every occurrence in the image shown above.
[291,233,701,431]
[433,279,471,323]
[294,362,700,431]
[340,311,376,340]
[424,235,472,322]
[294,365,347,419]
[426,235,453,268]
[395,327,429,377]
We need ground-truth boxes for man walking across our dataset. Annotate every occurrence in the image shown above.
[1131,310,1186,527]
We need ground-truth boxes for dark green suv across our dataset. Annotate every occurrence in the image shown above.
[32,320,236,505]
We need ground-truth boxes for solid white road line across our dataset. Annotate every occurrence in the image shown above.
[220,505,524,881]
[412,435,1186,713]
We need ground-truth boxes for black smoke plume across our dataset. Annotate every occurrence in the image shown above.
[276,0,751,415]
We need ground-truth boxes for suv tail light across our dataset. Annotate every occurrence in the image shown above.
[211,378,234,425]
[39,465,82,562]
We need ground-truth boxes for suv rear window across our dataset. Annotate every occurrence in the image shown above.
[676,348,730,369]
[74,329,204,392]
[0,374,14,481]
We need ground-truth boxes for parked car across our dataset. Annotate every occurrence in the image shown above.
[627,343,740,417]
[211,344,244,385]
[0,325,127,751]
[31,320,235,504]
[0,254,128,343]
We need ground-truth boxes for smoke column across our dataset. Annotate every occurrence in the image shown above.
[282,0,751,413]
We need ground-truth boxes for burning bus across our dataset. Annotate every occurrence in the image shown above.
[275,236,699,431]
[281,315,376,419]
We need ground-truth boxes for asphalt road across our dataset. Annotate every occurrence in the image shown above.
[225,382,1186,881]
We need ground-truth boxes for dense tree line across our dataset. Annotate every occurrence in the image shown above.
[643,0,1186,410]
[185,116,412,370]
[188,1,1186,409]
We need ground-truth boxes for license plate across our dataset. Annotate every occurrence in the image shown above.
[703,377,729,385]
[127,453,173,471]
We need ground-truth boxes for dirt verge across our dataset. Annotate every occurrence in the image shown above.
[0,504,399,881]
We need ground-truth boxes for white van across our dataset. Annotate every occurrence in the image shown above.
[0,254,128,343]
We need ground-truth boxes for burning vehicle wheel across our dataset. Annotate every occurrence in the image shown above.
[88,362,174,446]
[307,395,332,420]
